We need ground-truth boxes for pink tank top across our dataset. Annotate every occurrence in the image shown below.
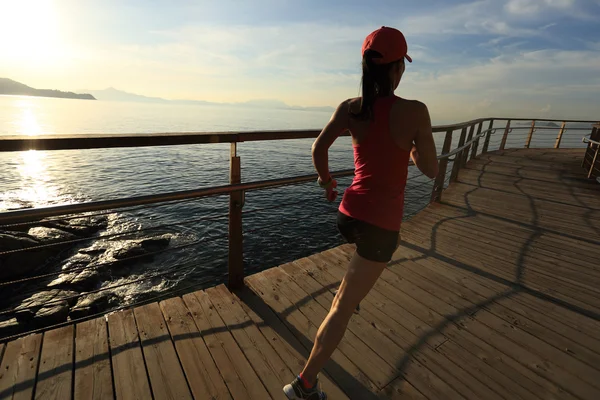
[339,95,410,231]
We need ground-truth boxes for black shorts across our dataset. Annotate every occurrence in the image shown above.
[337,212,400,263]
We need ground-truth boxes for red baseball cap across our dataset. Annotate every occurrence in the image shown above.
[362,26,412,64]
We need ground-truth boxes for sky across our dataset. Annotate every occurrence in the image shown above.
[0,0,599,122]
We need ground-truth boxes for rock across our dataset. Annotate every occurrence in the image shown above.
[0,317,20,338]
[110,235,171,266]
[48,267,105,291]
[27,226,79,243]
[0,231,53,280]
[112,244,148,260]
[78,246,107,256]
[140,235,171,250]
[0,231,40,248]
[70,292,117,319]
[14,289,79,323]
[47,272,77,288]
[71,268,107,290]
[33,300,70,326]
[61,253,94,270]
[40,215,108,237]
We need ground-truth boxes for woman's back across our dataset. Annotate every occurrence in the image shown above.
[340,95,412,231]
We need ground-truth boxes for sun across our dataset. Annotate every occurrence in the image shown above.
[0,0,65,66]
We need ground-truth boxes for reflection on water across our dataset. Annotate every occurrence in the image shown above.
[16,99,44,136]
[0,150,77,211]
[17,150,59,207]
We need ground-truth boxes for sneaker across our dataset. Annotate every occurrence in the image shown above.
[283,376,327,400]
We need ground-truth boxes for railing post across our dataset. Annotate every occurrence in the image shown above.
[589,145,599,179]
[499,120,511,150]
[462,124,476,167]
[554,121,567,149]
[228,142,244,289]
[470,122,483,160]
[431,128,453,203]
[450,127,467,182]
[525,120,536,148]
[584,126,598,168]
[482,120,494,154]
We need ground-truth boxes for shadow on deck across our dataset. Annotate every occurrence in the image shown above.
[1,148,599,400]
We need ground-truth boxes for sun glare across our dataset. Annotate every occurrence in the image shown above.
[0,0,65,66]
[15,99,43,136]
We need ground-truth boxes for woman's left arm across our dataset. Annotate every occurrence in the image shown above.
[312,101,349,184]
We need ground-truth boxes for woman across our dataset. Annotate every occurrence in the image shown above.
[283,26,439,400]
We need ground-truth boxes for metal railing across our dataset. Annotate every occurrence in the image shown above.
[582,123,600,179]
[0,116,598,341]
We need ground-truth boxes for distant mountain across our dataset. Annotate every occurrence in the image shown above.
[82,87,335,112]
[82,87,170,103]
[0,78,95,100]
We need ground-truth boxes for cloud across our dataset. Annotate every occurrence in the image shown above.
[398,48,600,120]
[399,0,545,37]
[505,0,574,15]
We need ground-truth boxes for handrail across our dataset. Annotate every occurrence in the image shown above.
[1,117,598,152]
[443,127,495,159]
[0,170,350,225]
[583,137,600,146]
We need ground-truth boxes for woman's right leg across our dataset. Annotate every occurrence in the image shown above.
[299,251,387,385]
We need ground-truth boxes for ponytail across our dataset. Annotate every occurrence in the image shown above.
[350,49,400,120]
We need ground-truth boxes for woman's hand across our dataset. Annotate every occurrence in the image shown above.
[325,179,338,202]
[318,176,338,202]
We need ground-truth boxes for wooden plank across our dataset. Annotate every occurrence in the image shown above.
[403,211,600,287]
[415,205,600,265]
[456,169,600,207]
[159,297,232,400]
[183,290,271,400]
[234,286,350,400]
[399,256,600,370]
[107,309,152,400]
[400,248,600,354]
[391,241,600,344]
[180,290,248,400]
[133,302,192,400]
[442,184,600,229]
[338,246,579,400]
[74,317,113,400]
[206,284,289,399]
[400,224,600,314]
[441,185,600,236]
[245,272,380,398]
[413,205,600,273]
[456,170,600,208]
[0,334,42,400]
[435,339,536,400]
[382,257,600,399]
[35,326,74,400]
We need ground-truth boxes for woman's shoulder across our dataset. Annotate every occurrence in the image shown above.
[392,97,429,118]
[393,96,427,109]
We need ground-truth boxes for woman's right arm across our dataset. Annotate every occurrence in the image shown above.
[411,102,439,179]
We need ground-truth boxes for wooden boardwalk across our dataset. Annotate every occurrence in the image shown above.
[1,148,599,399]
